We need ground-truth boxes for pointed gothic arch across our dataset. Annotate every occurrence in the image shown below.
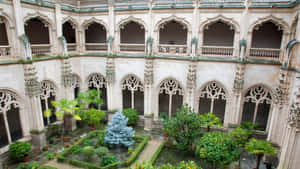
[117,16,148,33]
[63,17,78,45]
[71,73,81,98]
[241,84,274,131]
[0,89,23,148]
[197,81,228,123]
[249,15,290,34]
[40,80,57,126]
[121,74,144,115]
[199,15,240,34]
[158,78,184,118]
[87,73,107,110]
[24,12,55,31]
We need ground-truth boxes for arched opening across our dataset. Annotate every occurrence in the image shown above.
[63,21,76,52]
[40,81,57,126]
[0,17,10,57]
[121,75,144,115]
[158,79,184,118]
[88,74,107,110]
[198,82,226,123]
[250,21,283,59]
[85,22,107,51]
[0,91,23,148]
[158,20,188,54]
[71,74,81,98]
[25,18,51,56]
[120,21,145,52]
[241,86,272,131]
[202,21,235,57]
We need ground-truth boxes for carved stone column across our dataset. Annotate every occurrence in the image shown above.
[24,63,46,148]
[278,87,300,169]
[106,58,115,110]
[144,59,154,130]
[186,62,197,109]
[231,63,245,125]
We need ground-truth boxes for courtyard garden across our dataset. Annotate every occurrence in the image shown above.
[2,89,279,169]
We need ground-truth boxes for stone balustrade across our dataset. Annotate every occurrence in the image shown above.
[31,44,51,57]
[249,47,281,61]
[119,43,145,52]
[158,44,188,55]
[0,46,11,57]
[200,45,234,58]
[85,43,107,51]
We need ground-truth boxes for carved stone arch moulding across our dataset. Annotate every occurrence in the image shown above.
[40,80,57,100]
[0,89,20,114]
[24,12,56,31]
[117,16,148,32]
[155,15,192,33]
[62,16,79,29]
[71,73,81,89]
[198,81,227,100]
[82,17,108,32]
[199,15,240,33]
[249,15,290,34]
[0,11,15,29]
[87,73,106,90]
[243,85,273,105]
[159,78,184,96]
[121,74,144,92]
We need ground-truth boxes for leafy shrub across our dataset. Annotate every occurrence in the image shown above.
[162,105,202,151]
[83,139,93,147]
[96,133,105,146]
[70,145,82,155]
[131,161,202,169]
[101,155,118,167]
[95,147,109,158]
[39,166,58,169]
[45,152,55,160]
[229,127,249,147]
[82,146,95,160]
[199,112,222,132]
[9,141,31,160]
[195,132,240,169]
[16,162,39,169]
[122,108,139,125]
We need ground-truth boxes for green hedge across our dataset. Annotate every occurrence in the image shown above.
[57,130,149,169]
[149,141,166,165]
[39,166,58,169]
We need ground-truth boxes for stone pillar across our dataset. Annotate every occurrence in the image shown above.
[55,1,63,55]
[278,88,300,169]
[186,62,197,109]
[108,0,116,54]
[12,0,25,58]
[229,63,245,126]
[144,59,154,130]
[24,63,46,148]
[191,0,199,58]
[106,58,115,110]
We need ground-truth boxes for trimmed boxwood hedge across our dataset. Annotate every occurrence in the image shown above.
[149,141,165,165]
[39,166,58,169]
[57,130,149,169]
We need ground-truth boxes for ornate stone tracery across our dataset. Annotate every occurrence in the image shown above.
[288,88,300,128]
[106,58,115,84]
[155,15,192,33]
[200,15,240,33]
[144,59,154,85]
[0,90,19,114]
[187,63,197,90]
[40,81,56,101]
[245,86,272,104]
[199,82,226,100]
[122,75,143,92]
[82,17,108,31]
[88,73,106,90]
[233,64,245,92]
[159,78,184,96]
[71,74,81,89]
[118,16,147,32]
[249,15,290,33]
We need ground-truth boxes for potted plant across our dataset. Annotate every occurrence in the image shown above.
[9,141,31,162]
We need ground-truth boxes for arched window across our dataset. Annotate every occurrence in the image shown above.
[85,22,107,51]
[25,18,50,44]
[120,21,145,52]
[71,74,81,98]
[198,82,226,123]
[250,21,283,58]
[121,75,144,115]
[40,81,56,126]
[242,86,272,131]
[159,79,184,118]
[0,17,10,56]
[0,90,23,148]
[63,21,76,51]
[88,73,107,110]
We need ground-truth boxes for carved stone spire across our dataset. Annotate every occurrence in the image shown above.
[61,58,73,87]
[187,63,197,90]
[288,88,300,128]
[233,64,245,92]
[275,69,291,105]
[106,58,115,84]
[144,59,154,85]
[24,64,40,97]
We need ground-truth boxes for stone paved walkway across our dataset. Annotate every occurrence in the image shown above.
[43,160,83,169]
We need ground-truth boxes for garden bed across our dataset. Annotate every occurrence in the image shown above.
[57,130,149,169]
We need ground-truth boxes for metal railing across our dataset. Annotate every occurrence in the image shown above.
[249,0,295,6]
[85,43,107,51]
[120,43,145,52]
[200,45,234,57]
[0,46,11,57]
[31,44,51,56]
[199,0,245,5]
[249,47,281,61]
[158,44,188,55]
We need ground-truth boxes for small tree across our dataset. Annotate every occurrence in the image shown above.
[162,104,202,151]
[77,89,103,111]
[104,111,135,147]
[123,108,139,126]
[245,139,277,169]
[199,112,222,132]
[195,132,240,169]
[45,99,81,146]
